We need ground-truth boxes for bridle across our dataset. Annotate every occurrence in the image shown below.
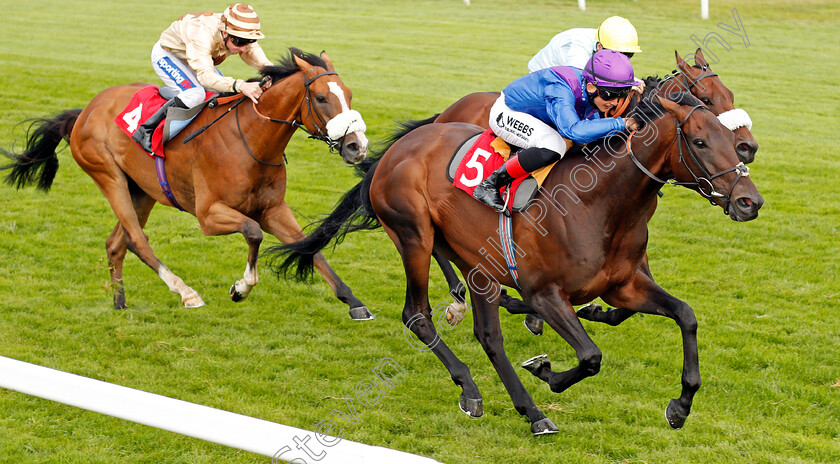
[665,64,718,93]
[240,70,344,166]
[625,104,750,215]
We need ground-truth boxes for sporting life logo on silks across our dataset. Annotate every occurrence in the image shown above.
[156,57,194,90]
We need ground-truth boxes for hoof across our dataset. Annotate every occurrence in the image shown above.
[521,354,550,376]
[576,303,603,320]
[458,394,484,418]
[229,284,244,303]
[182,293,205,309]
[349,306,375,321]
[531,417,559,436]
[665,399,688,429]
[113,298,127,311]
[449,281,467,303]
[524,314,543,336]
[444,301,468,326]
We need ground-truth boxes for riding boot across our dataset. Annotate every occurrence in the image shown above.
[472,163,516,211]
[472,154,529,211]
[131,97,186,154]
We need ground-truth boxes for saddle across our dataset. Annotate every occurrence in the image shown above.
[114,86,216,157]
[448,129,558,212]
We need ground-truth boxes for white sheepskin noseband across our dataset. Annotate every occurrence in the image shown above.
[717,108,753,131]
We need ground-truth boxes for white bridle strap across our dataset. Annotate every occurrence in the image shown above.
[717,108,753,131]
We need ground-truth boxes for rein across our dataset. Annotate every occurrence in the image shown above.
[625,104,750,215]
[184,70,343,167]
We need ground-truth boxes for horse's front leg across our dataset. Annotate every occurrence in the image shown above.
[577,254,658,325]
[603,269,701,429]
[260,202,373,320]
[196,202,262,302]
[522,285,603,395]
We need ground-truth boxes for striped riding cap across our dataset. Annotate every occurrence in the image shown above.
[221,3,265,40]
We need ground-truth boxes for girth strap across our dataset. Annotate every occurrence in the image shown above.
[498,206,521,290]
[154,155,186,212]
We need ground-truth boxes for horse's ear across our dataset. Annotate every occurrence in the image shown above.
[674,50,690,73]
[694,47,710,69]
[293,54,312,73]
[657,95,689,121]
[320,51,336,72]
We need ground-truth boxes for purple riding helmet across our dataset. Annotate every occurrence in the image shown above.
[583,49,636,89]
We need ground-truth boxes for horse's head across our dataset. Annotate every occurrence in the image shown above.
[260,49,368,164]
[676,49,758,163]
[658,95,763,222]
[291,51,368,164]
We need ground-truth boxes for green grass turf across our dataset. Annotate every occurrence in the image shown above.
[1,0,838,463]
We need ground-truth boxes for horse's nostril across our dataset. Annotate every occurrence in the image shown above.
[737,197,756,213]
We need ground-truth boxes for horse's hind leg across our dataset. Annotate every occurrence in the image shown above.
[470,290,558,435]
[261,201,373,320]
[106,186,157,309]
[379,219,482,418]
[85,168,203,308]
[521,285,602,394]
[432,251,468,325]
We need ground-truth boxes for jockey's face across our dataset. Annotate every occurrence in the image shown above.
[587,82,622,113]
[224,34,252,55]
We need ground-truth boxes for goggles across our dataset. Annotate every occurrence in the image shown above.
[229,35,257,47]
[597,86,631,101]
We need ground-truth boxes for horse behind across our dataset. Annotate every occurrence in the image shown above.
[2,48,374,319]
[436,48,758,163]
[268,89,763,434]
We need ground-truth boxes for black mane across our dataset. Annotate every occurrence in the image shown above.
[630,75,704,124]
[578,75,704,156]
[259,47,328,83]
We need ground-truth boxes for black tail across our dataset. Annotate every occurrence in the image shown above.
[263,113,440,282]
[2,109,82,192]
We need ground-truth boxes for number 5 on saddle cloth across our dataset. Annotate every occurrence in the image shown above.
[450,129,560,213]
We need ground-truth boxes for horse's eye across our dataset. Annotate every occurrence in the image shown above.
[693,139,707,148]
[700,97,712,105]
[315,96,328,104]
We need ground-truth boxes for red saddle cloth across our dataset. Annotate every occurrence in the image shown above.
[114,86,170,157]
[114,86,213,157]
[453,129,528,211]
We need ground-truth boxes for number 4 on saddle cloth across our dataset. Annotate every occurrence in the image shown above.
[114,86,215,157]
[450,129,560,213]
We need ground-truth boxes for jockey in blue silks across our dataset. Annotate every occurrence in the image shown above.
[473,49,641,211]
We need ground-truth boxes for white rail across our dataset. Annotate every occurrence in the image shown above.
[0,356,443,464]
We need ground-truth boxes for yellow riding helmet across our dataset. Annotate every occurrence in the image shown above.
[595,16,642,54]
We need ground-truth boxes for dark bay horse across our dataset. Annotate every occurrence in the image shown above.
[2,48,373,319]
[433,48,759,332]
[267,89,763,434]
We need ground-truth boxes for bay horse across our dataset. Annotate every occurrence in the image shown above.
[266,88,763,434]
[2,48,374,319]
[432,48,759,332]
